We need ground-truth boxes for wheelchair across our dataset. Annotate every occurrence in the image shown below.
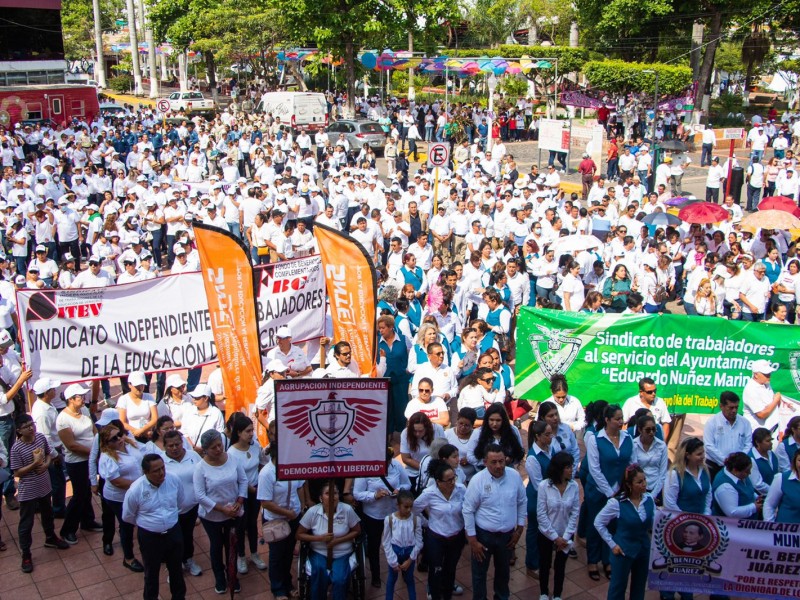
[297,534,366,600]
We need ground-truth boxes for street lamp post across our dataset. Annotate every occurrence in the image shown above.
[487,73,497,153]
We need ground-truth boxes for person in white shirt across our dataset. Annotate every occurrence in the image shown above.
[701,126,717,166]
[122,454,186,600]
[705,156,725,203]
[738,262,770,321]
[71,255,114,288]
[746,158,765,211]
[742,359,783,440]
[622,377,672,440]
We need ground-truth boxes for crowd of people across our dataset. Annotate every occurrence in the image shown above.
[1,95,800,600]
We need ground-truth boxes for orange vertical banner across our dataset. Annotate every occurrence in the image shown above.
[192,221,262,421]
[314,223,377,376]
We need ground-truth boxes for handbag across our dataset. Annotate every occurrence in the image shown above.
[257,246,270,256]
[262,482,292,543]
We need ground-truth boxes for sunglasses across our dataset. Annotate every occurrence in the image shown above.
[418,388,432,394]
[481,377,497,383]
[643,388,657,394]
[109,433,123,442]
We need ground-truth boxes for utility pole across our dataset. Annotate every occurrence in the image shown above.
[92,0,106,87]
[407,30,415,102]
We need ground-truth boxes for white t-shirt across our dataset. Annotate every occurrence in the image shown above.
[117,393,156,430]
[55,407,94,463]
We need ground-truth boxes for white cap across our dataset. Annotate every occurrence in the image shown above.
[64,383,90,398]
[128,371,147,387]
[96,408,120,427]
[752,359,777,374]
[165,374,186,389]
[642,254,658,270]
[189,383,212,398]
[33,378,60,396]
[276,325,292,338]
[35,244,47,253]
[266,359,288,373]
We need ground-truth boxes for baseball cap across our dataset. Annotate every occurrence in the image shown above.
[128,371,147,387]
[33,378,61,396]
[276,325,292,338]
[96,408,121,427]
[165,374,186,389]
[189,383,212,398]
[752,359,777,374]
[35,244,47,253]
[64,383,90,398]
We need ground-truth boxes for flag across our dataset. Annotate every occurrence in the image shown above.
[313,223,377,376]
[193,221,262,420]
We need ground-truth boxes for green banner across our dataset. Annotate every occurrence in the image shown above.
[515,308,800,414]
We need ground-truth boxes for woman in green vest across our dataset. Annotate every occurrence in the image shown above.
[712,452,762,519]
[765,448,800,523]
[594,465,654,600]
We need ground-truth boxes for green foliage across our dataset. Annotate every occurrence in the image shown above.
[583,60,692,95]
[715,41,746,74]
[391,71,429,95]
[61,0,124,61]
[498,75,528,97]
[781,59,800,75]
[107,74,134,92]
[712,92,744,115]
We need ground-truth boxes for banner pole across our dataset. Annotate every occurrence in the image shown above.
[326,478,335,570]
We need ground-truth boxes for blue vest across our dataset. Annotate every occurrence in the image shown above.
[587,434,633,499]
[483,307,504,350]
[676,469,711,514]
[526,446,552,513]
[578,425,596,484]
[783,438,799,465]
[777,472,800,523]
[407,299,422,327]
[613,496,655,558]
[377,300,396,316]
[401,266,425,292]
[749,449,779,487]
[414,345,428,366]
[712,470,756,518]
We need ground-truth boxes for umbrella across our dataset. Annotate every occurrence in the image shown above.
[678,202,730,224]
[758,195,800,217]
[552,234,601,253]
[642,212,682,227]
[664,196,699,207]
[658,139,688,152]
[741,209,800,231]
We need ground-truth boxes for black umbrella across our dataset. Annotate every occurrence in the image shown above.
[658,139,688,152]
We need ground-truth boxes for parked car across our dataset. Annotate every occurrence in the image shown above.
[166,91,216,114]
[99,102,129,116]
[326,119,386,155]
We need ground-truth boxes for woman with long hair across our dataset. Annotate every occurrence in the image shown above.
[694,278,720,316]
[602,264,632,313]
[537,452,579,600]
[228,413,267,574]
[457,367,500,424]
[594,465,654,600]
[524,420,554,577]
[400,412,445,491]
[631,414,668,499]
[580,291,606,313]
[471,403,524,468]
[98,424,144,572]
[537,401,581,469]
[584,404,633,580]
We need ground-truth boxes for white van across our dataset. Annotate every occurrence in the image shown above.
[256,92,328,133]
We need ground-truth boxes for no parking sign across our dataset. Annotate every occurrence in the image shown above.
[427,143,449,168]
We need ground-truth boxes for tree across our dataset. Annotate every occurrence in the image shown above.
[61,0,123,63]
[741,26,771,96]
[583,60,693,95]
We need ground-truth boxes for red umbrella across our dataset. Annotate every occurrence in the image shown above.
[758,195,800,217]
[678,201,730,224]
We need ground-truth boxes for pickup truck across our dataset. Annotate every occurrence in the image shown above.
[166,91,216,114]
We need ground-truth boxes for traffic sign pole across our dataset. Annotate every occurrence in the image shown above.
[722,128,743,199]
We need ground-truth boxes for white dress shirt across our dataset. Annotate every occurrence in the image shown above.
[536,479,580,542]
[353,460,412,519]
[585,429,632,498]
[164,448,202,512]
[381,513,424,567]
[633,436,669,498]
[703,412,752,467]
[257,461,305,521]
[713,469,758,518]
[122,472,184,532]
[462,467,527,535]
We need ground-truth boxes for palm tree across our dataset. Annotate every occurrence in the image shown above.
[741,25,770,102]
